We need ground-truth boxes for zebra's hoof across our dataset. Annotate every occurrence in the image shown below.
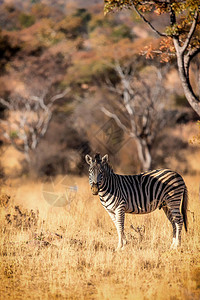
[170,243,179,250]
[115,246,125,252]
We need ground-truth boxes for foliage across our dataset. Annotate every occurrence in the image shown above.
[0,2,199,175]
[104,0,200,116]
[88,14,115,31]
[0,29,21,70]
[111,24,133,41]
[31,3,53,19]
[64,50,113,85]
[104,0,199,14]
[104,0,134,14]
[9,131,18,139]
[63,34,149,87]
[73,8,91,26]
[174,94,190,107]
[104,0,200,54]
[190,121,200,144]
[19,13,35,28]
[54,9,91,40]
[4,4,16,13]
[56,16,85,39]
[35,19,65,47]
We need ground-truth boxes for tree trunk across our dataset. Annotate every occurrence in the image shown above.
[173,38,200,116]
[135,138,152,172]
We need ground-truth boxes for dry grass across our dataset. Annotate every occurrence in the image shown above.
[0,175,200,300]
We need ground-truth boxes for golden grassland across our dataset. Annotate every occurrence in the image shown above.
[0,174,200,300]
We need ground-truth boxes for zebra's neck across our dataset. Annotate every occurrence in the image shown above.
[98,163,114,191]
[98,171,118,205]
[103,162,113,175]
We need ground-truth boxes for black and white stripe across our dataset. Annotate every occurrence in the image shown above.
[85,153,188,250]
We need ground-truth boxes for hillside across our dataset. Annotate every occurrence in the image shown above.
[0,1,199,176]
[0,0,103,14]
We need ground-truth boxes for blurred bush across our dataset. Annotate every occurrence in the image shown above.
[19,13,35,28]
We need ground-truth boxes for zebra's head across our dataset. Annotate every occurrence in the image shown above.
[85,153,109,195]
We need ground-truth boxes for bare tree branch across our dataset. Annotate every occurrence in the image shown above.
[132,2,167,37]
[0,87,70,165]
[102,59,168,171]
[101,107,134,137]
[0,98,13,110]
[49,88,71,104]
[181,10,199,54]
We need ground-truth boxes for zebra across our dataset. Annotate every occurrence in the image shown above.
[85,153,188,250]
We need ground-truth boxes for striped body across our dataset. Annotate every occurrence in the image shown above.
[99,169,185,214]
[86,154,188,250]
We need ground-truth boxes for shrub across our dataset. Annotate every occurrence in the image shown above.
[111,24,133,42]
[19,13,35,28]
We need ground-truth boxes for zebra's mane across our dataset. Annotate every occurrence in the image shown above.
[94,153,101,163]
[94,153,113,174]
[105,162,114,174]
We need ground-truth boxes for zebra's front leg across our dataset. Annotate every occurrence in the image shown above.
[107,209,126,250]
[115,208,126,250]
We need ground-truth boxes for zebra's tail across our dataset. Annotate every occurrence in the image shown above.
[182,186,188,232]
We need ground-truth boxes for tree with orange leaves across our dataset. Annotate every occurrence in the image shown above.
[104,0,200,116]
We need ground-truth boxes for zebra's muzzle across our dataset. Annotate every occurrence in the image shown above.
[91,183,99,195]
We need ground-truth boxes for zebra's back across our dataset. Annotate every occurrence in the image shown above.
[118,169,186,214]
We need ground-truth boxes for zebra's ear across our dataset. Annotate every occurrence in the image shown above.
[85,154,92,165]
[102,154,108,163]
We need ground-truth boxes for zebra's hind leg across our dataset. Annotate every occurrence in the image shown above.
[170,221,183,249]
[122,232,127,246]
[171,223,180,249]
[163,206,183,249]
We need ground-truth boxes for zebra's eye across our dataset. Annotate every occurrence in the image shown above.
[89,166,97,175]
